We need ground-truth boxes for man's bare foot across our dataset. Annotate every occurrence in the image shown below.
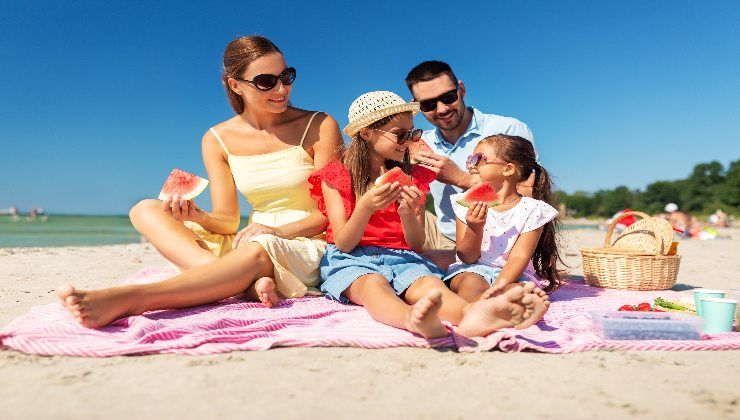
[254,277,279,308]
[56,284,141,328]
[405,289,449,339]
[515,285,550,329]
[456,286,532,337]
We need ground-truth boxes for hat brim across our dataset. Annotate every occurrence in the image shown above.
[343,102,420,138]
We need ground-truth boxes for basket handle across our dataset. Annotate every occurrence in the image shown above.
[603,210,664,255]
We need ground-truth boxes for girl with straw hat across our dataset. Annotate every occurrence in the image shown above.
[308,91,538,338]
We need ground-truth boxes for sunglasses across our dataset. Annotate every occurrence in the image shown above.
[466,153,507,168]
[373,128,423,145]
[416,88,459,112]
[235,67,296,91]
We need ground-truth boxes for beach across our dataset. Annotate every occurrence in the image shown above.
[1,227,739,419]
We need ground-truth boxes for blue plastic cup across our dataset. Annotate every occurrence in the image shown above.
[693,289,725,316]
[700,298,737,333]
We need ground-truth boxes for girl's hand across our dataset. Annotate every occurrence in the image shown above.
[162,195,204,222]
[233,223,281,248]
[397,185,424,218]
[358,182,402,213]
[465,201,488,232]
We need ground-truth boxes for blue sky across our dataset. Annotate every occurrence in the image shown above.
[1,0,739,215]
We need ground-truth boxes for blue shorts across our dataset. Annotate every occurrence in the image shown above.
[443,263,540,288]
[320,244,445,303]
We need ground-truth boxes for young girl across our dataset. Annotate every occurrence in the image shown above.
[444,134,562,329]
[308,92,538,338]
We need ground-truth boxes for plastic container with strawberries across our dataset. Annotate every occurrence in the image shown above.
[590,310,704,340]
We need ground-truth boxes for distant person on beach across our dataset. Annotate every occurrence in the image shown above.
[308,91,539,338]
[404,61,535,262]
[444,134,557,329]
[664,203,698,238]
[56,35,342,327]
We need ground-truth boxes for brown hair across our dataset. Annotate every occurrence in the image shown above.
[342,113,412,199]
[221,36,282,114]
[479,134,564,292]
[405,60,458,93]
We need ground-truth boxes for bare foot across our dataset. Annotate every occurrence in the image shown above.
[56,284,141,328]
[515,285,550,329]
[456,286,531,337]
[405,289,449,339]
[254,277,279,308]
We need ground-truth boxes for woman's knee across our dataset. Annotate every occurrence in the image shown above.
[129,199,163,226]
[234,243,272,269]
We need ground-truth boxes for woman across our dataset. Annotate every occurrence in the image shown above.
[57,35,342,327]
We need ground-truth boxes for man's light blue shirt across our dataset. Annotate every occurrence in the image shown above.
[421,107,535,241]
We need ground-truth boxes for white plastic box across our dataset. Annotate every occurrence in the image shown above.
[590,311,704,340]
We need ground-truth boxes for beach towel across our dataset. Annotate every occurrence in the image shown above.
[1,267,739,356]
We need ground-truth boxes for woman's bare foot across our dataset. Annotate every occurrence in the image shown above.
[456,285,535,337]
[405,289,449,339]
[515,286,550,329]
[56,284,141,328]
[253,277,279,308]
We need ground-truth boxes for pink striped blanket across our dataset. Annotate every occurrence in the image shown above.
[1,267,739,356]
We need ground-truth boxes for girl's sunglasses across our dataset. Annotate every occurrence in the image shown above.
[373,128,423,145]
[235,67,296,91]
[466,153,507,168]
[417,88,459,112]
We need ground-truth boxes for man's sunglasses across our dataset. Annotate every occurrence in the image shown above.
[373,128,423,145]
[235,67,297,91]
[466,153,507,168]
[416,88,459,112]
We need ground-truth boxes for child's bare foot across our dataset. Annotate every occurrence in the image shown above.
[254,277,279,308]
[456,286,531,337]
[56,284,141,328]
[405,289,449,339]
[515,285,550,329]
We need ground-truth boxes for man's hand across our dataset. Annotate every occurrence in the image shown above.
[413,152,476,188]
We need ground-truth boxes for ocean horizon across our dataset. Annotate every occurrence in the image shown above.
[0,214,598,248]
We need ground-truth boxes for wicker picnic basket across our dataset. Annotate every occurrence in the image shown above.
[580,211,681,290]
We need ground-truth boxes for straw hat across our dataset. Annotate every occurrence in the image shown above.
[343,91,419,137]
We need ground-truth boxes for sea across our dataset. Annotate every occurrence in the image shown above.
[0,215,598,248]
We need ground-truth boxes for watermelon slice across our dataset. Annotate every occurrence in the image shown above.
[408,139,434,163]
[158,169,209,201]
[456,183,500,207]
[374,167,413,187]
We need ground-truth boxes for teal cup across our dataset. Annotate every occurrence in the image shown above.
[700,298,737,333]
[693,289,725,316]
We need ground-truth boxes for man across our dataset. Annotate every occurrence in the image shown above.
[405,60,536,255]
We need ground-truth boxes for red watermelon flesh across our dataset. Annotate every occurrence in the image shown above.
[456,183,500,207]
[158,169,209,201]
[408,139,434,163]
[374,167,413,188]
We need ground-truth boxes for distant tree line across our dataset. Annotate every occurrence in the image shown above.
[556,160,740,218]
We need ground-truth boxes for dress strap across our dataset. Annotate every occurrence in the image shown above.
[299,112,321,147]
[209,128,230,155]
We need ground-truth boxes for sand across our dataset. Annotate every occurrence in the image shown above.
[1,228,739,419]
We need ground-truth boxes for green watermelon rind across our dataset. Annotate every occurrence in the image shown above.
[158,169,210,201]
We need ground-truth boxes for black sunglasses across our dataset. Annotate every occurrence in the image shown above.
[417,88,459,112]
[235,67,296,91]
[373,128,423,145]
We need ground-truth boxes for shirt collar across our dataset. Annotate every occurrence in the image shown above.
[432,107,481,149]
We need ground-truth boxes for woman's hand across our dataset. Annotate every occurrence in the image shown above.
[162,195,204,222]
[465,201,488,233]
[233,223,281,248]
[357,182,401,213]
[397,185,424,219]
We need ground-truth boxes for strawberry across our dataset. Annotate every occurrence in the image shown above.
[618,305,634,311]
[637,302,652,311]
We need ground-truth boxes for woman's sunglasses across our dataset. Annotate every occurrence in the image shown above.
[373,128,423,145]
[235,67,297,91]
[417,88,459,112]
[466,153,507,168]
